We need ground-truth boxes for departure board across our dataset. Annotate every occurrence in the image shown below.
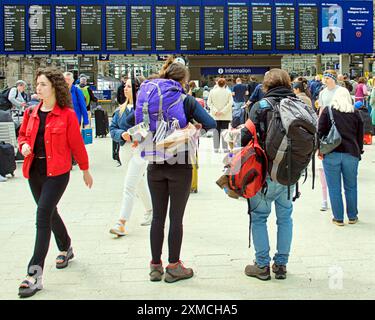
[106,6,126,51]
[155,6,176,51]
[276,6,295,50]
[252,6,272,50]
[299,6,318,50]
[180,6,200,51]
[3,5,26,52]
[228,6,248,50]
[55,6,77,52]
[29,5,51,51]
[81,6,102,51]
[131,6,152,51]
[204,7,224,50]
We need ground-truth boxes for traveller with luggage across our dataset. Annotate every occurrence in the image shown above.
[17,67,93,298]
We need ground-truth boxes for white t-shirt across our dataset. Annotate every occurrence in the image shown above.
[318,85,339,109]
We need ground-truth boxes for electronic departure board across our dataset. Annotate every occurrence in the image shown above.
[180,6,200,51]
[228,6,248,51]
[155,6,176,51]
[29,5,51,51]
[252,6,273,50]
[299,6,318,50]
[55,6,76,52]
[81,6,102,51]
[106,6,126,51]
[0,0,373,55]
[276,6,295,50]
[131,6,152,51]
[204,6,224,51]
[3,5,26,52]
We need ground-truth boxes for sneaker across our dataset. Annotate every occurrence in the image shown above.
[320,204,328,211]
[109,222,126,236]
[348,217,358,225]
[272,263,287,280]
[140,211,152,226]
[332,218,344,226]
[244,262,271,281]
[165,261,194,283]
[0,175,7,182]
[214,149,219,153]
[149,261,164,282]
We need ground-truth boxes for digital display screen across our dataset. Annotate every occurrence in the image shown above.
[204,6,224,50]
[29,5,51,51]
[155,6,176,51]
[81,6,102,51]
[276,6,295,50]
[55,6,77,51]
[180,6,200,51]
[131,6,152,51]
[106,6,126,51]
[3,5,26,52]
[228,6,248,50]
[252,6,272,50]
[299,6,318,50]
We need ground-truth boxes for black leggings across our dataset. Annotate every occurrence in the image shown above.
[213,120,230,150]
[147,165,192,264]
[27,159,70,276]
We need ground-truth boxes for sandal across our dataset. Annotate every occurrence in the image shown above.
[56,247,74,269]
[18,276,43,298]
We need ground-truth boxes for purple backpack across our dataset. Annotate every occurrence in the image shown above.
[135,78,187,131]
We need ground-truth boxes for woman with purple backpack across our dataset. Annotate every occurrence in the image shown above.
[128,57,216,282]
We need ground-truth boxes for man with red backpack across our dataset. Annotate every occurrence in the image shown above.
[239,69,317,281]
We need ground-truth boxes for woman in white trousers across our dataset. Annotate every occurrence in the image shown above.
[109,78,152,236]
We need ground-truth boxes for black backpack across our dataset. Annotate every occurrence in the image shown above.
[0,87,17,111]
[259,97,318,200]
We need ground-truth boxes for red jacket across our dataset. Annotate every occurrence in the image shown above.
[18,102,89,179]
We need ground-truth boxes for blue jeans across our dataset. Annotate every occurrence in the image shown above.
[322,152,359,221]
[247,178,294,267]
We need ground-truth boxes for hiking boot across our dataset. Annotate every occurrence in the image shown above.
[149,261,164,282]
[140,211,152,226]
[332,218,344,226]
[165,261,194,283]
[348,217,358,225]
[272,263,287,280]
[109,222,126,236]
[244,262,271,281]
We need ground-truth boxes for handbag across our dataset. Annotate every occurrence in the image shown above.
[319,106,342,155]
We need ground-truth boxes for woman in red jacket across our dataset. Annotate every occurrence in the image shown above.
[17,67,93,298]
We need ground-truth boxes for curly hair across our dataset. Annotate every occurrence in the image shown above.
[35,67,72,109]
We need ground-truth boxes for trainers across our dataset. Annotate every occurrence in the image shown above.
[348,217,358,224]
[0,175,7,182]
[109,222,126,236]
[320,204,328,211]
[140,211,152,226]
[244,262,271,281]
[272,263,287,280]
[332,219,344,226]
[165,261,194,283]
[149,261,164,282]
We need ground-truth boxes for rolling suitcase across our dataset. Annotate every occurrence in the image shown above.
[94,109,109,138]
[0,141,16,177]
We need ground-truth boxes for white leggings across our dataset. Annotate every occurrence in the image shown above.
[119,144,152,221]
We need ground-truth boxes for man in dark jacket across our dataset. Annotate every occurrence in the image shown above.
[117,74,127,105]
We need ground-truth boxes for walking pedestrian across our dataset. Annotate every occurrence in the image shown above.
[17,67,93,298]
[109,76,153,236]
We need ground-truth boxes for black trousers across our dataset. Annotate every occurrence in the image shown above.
[213,120,230,151]
[27,159,70,276]
[147,165,192,264]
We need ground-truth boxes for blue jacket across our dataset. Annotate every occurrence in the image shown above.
[110,106,134,146]
[70,85,89,126]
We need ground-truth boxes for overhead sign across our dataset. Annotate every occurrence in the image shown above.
[0,0,373,55]
[201,67,270,75]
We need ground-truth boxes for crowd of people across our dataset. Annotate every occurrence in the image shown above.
[0,58,373,298]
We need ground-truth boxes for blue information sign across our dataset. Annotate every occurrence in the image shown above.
[0,0,373,55]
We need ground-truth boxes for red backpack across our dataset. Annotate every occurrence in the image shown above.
[228,120,268,198]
